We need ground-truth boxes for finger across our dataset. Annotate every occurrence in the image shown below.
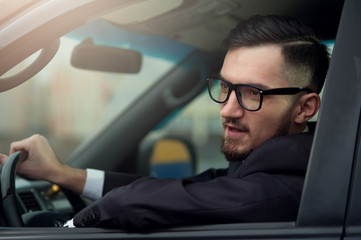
[0,153,9,166]
[9,139,30,155]
[9,142,22,155]
[19,151,29,163]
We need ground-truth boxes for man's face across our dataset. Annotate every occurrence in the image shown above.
[219,45,297,162]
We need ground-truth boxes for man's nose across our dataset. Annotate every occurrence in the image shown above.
[220,91,245,118]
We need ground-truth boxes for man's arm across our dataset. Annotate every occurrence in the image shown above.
[0,134,86,195]
[0,135,143,199]
[101,167,228,196]
[74,173,304,230]
[73,133,313,230]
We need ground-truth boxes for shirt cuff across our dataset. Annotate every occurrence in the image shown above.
[82,168,105,200]
[63,218,75,228]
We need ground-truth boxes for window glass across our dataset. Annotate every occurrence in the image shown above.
[155,41,335,174]
[0,20,193,162]
[168,91,228,173]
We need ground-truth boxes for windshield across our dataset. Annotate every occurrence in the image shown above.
[0,13,335,173]
[0,19,194,162]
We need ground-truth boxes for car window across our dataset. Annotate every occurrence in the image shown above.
[0,17,335,177]
[0,0,353,238]
[151,90,228,173]
[151,41,335,174]
[0,19,194,162]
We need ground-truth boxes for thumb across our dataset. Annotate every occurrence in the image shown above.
[0,154,9,166]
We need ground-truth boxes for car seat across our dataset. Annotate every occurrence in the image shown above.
[137,136,196,178]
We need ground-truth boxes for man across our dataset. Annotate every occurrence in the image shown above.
[0,15,330,230]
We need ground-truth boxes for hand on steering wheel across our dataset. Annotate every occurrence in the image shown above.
[0,151,86,227]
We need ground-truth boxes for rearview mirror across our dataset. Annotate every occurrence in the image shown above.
[71,38,142,73]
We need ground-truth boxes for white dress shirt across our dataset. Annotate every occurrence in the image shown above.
[82,168,105,200]
[64,168,105,228]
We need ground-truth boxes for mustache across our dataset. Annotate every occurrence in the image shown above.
[222,118,250,132]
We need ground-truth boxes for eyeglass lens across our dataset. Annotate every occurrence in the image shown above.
[208,78,261,111]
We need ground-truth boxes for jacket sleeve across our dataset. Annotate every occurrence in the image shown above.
[102,168,228,195]
[74,133,312,230]
[74,173,303,230]
[102,171,142,195]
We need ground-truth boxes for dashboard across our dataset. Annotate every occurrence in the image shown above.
[15,177,74,217]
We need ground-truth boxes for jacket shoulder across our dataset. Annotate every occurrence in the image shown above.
[235,132,314,177]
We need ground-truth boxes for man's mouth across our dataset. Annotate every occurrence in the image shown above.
[222,119,250,137]
[229,126,243,132]
[224,124,249,137]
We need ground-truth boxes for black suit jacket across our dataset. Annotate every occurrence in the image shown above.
[73,132,313,230]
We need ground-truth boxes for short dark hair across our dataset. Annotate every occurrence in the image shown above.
[222,15,330,94]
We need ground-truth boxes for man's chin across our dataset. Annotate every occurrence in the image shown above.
[221,137,252,162]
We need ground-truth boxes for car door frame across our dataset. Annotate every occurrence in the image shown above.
[3,0,359,239]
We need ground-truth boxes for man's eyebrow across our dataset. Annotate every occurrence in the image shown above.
[216,72,224,79]
[218,73,270,90]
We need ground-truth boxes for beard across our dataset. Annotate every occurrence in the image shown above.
[221,114,293,162]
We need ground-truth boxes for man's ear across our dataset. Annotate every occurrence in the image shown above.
[294,93,321,124]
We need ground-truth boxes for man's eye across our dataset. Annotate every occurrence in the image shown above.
[240,87,260,100]
[220,81,229,91]
[244,88,259,95]
[249,89,260,96]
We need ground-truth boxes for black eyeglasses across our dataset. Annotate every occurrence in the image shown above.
[207,75,314,111]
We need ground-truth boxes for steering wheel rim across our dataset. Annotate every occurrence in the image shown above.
[0,39,60,93]
[1,151,87,227]
[1,151,25,227]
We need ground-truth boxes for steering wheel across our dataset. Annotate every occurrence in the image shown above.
[1,151,24,226]
[1,151,86,227]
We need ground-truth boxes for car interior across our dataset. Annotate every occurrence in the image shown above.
[3,0,361,239]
